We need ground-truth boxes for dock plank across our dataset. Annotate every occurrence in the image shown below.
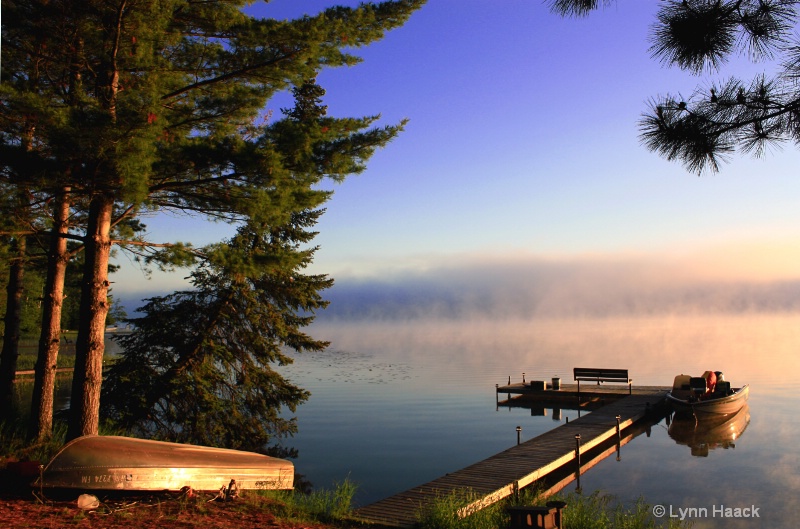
[354,388,668,527]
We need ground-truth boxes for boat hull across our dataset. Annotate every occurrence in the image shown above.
[36,435,294,492]
[666,384,749,418]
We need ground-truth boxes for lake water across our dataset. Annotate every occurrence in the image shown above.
[277,313,800,528]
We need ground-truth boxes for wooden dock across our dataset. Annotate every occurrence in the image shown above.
[13,367,74,378]
[353,387,668,527]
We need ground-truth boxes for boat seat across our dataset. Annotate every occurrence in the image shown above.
[715,380,731,396]
[689,377,707,396]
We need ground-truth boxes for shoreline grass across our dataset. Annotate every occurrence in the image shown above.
[414,487,693,529]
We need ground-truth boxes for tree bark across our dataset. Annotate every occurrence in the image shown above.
[29,187,71,441]
[0,237,26,421]
[67,194,112,441]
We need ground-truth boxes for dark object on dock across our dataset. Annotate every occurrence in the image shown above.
[35,435,294,494]
[573,367,631,395]
[530,380,546,391]
[507,501,567,529]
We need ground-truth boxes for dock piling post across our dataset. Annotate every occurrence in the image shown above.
[575,434,582,491]
[516,426,522,445]
[615,415,621,440]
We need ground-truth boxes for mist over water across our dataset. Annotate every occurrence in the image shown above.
[312,255,800,387]
[320,255,800,320]
[310,313,800,387]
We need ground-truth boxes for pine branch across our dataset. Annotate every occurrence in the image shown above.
[160,51,300,101]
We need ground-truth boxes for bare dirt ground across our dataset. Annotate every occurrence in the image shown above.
[0,465,336,529]
[0,495,341,529]
[0,491,337,529]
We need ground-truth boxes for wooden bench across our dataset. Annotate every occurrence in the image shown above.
[573,367,631,395]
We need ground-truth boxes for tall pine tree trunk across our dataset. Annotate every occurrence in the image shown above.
[67,194,112,440]
[65,16,122,441]
[29,187,71,441]
[0,237,26,421]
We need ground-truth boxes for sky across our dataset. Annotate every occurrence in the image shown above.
[112,0,800,315]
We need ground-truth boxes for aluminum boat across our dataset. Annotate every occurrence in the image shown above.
[35,435,294,492]
[665,371,749,418]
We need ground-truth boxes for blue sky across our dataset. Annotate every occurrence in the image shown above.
[113,1,800,310]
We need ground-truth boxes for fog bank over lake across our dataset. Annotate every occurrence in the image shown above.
[319,254,800,321]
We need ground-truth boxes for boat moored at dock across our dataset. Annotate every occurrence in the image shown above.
[666,371,749,418]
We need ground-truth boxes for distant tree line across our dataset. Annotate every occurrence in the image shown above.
[0,0,425,454]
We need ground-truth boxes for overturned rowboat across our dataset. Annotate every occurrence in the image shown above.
[35,435,294,492]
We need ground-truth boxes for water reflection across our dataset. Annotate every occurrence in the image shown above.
[12,376,72,417]
[668,404,751,457]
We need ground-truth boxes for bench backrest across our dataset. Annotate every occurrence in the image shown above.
[573,367,629,381]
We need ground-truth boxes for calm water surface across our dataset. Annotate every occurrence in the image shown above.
[278,314,800,528]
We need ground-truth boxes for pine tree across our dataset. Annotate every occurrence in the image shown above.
[102,79,404,450]
[550,0,800,173]
[1,0,424,440]
[101,214,326,452]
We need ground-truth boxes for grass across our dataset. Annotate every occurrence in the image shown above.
[414,488,693,529]
[0,419,67,465]
[557,490,694,529]
[257,478,359,523]
[15,352,76,371]
[416,488,512,529]
[12,334,78,371]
